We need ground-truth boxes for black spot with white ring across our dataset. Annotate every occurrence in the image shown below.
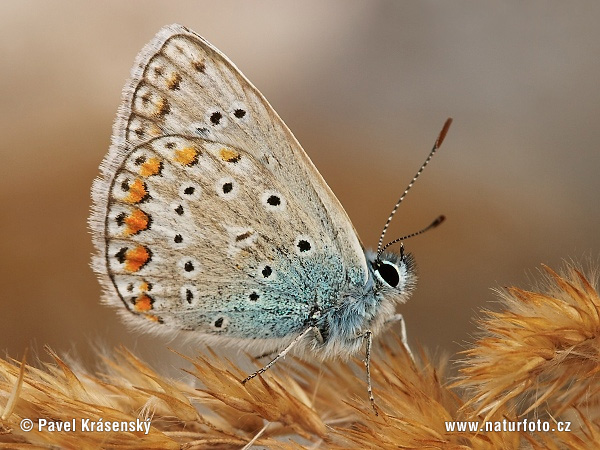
[181,285,198,305]
[179,257,200,278]
[210,111,222,125]
[230,102,249,122]
[178,183,201,200]
[212,316,229,330]
[298,240,311,252]
[217,177,238,199]
[294,236,315,256]
[262,265,272,278]
[207,110,228,129]
[261,190,286,212]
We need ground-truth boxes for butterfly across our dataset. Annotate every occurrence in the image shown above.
[90,24,450,413]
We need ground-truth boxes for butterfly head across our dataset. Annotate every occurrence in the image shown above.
[367,248,416,299]
[368,119,450,299]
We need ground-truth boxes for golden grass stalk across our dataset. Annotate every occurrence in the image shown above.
[1,261,599,448]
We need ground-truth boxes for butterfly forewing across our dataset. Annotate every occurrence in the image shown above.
[91,25,368,340]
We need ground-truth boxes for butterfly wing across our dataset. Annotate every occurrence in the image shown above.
[90,24,368,345]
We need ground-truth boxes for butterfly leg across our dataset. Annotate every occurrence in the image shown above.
[362,330,379,415]
[252,350,277,360]
[253,325,324,359]
[385,313,414,361]
[242,326,315,384]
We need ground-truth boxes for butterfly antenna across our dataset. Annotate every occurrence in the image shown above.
[376,118,452,256]
[379,215,445,254]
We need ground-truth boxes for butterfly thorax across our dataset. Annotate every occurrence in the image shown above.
[309,250,416,360]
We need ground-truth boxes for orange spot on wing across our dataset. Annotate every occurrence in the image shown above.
[134,294,153,312]
[174,146,199,166]
[124,209,150,236]
[124,245,151,272]
[219,147,241,163]
[139,281,149,292]
[145,314,161,323]
[139,157,162,177]
[125,179,149,204]
[154,97,170,117]
[167,72,182,90]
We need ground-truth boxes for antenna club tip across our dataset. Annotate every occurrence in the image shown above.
[432,215,446,227]
[435,118,453,149]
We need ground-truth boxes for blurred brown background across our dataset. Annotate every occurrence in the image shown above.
[2,2,599,370]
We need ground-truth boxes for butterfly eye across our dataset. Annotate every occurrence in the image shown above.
[375,261,401,288]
